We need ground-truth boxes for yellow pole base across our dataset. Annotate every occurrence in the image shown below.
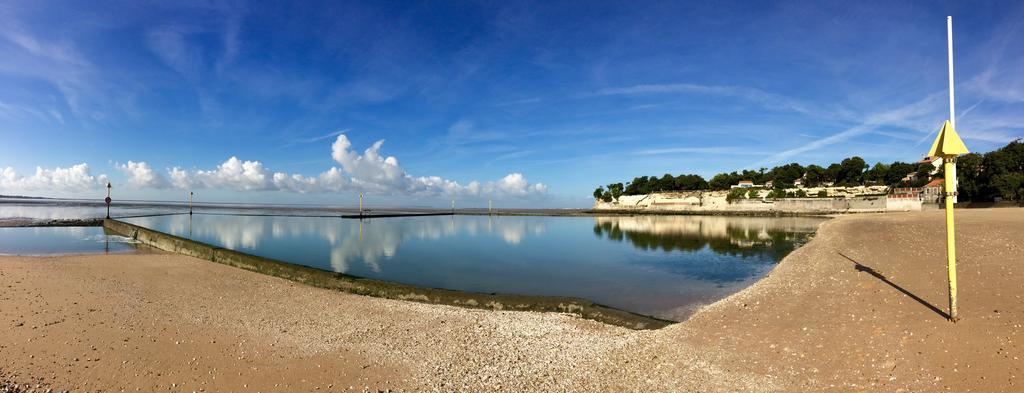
[943,158,959,322]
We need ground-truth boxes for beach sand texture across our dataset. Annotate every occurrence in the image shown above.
[1,208,1022,392]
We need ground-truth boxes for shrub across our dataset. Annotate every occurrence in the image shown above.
[727,188,747,202]
[817,190,828,198]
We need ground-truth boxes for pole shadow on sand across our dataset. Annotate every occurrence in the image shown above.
[838,252,950,320]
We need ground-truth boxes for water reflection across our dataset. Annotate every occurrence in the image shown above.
[0,226,137,255]
[132,214,548,274]
[593,215,820,258]
[122,213,823,321]
[592,216,821,284]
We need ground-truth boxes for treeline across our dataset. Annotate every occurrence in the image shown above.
[955,140,1024,201]
[593,140,1023,202]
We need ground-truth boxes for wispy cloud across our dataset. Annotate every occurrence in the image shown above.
[633,146,770,156]
[146,25,204,79]
[493,97,543,106]
[284,129,351,147]
[0,18,93,119]
[587,83,817,116]
[751,91,946,167]
[0,21,88,66]
[445,119,512,146]
[0,101,49,123]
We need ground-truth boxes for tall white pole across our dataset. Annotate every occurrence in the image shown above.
[947,16,958,203]
[947,16,956,131]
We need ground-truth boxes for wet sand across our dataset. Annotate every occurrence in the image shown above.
[1,208,1022,392]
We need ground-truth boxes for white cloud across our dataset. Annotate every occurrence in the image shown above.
[331,135,408,191]
[486,173,548,196]
[116,161,169,188]
[125,133,547,199]
[168,167,192,189]
[189,157,275,191]
[0,163,108,192]
[328,134,547,198]
[2,134,545,200]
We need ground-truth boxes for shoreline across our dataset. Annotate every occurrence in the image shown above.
[0,218,103,228]
[1,208,1021,391]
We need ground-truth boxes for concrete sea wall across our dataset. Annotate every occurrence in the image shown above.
[103,218,671,330]
[594,190,922,214]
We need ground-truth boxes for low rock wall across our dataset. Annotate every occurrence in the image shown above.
[594,191,910,214]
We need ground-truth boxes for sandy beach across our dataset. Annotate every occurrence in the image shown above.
[2,208,1022,392]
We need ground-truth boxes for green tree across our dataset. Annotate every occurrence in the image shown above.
[836,156,868,186]
[674,174,708,190]
[709,173,736,190]
[654,174,675,192]
[885,162,916,186]
[981,140,1024,200]
[825,163,842,185]
[804,165,825,187]
[606,183,624,199]
[956,153,983,201]
[914,163,935,183]
[593,186,605,200]
[769,163,804,188]
[864,162,889,184]
[624,176,653,195]
[747,188,760,199]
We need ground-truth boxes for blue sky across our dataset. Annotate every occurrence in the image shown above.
[1,1,1022,207]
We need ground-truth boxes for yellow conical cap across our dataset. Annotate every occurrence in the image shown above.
[927,120,970,157]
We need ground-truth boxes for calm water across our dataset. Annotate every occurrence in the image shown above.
[0,198,456,221]
[0,226,138,255]
[121,213,824,320]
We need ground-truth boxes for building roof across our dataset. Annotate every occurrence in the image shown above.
[924,178,945,188]
[738,180,753,184]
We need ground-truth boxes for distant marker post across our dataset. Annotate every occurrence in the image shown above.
[105,182,112,219]
[189,191,194,215]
